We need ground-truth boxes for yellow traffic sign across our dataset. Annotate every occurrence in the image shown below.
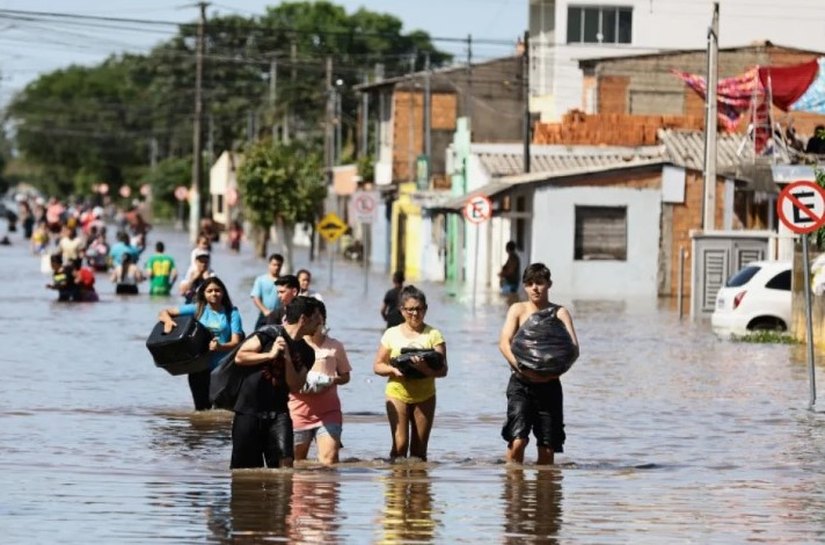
[317,212,348,242]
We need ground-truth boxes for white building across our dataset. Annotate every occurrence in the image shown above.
[530,0,825,121]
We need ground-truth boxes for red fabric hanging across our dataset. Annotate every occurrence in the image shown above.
[758,59,819,111]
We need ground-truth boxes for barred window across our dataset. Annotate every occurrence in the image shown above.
[574,206,627,261]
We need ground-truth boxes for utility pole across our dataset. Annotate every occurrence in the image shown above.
[335,82,342,165]
[466,34,473,124]
[285,42,296,144]
[325,57,334,180]
[189,1,207,243]
[523,30,531,174]
[424,51,432,163]
[270,57,278,141]
[375,63,384,158]
[702,2,719,231]
[408,52,416,183]
[360,71,369,158]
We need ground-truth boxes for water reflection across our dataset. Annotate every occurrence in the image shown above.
[149,410,232,458]
[502,468,563,544]
[217,471,294,543]
[379,464,438,544]
[288,471,342,544]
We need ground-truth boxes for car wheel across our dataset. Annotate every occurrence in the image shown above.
[748,318,787,332]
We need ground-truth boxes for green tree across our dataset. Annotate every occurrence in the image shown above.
[4,2,451,201]
[238,138,326,263]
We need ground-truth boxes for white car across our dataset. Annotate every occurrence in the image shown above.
[711,260,792,335]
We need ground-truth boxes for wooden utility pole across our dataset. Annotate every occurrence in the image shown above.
[189,1,208,243]
[702,2,719,231]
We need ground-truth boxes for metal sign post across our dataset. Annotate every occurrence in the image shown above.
[317,212,348,292]
[776,180,825,408]
[463,195,493,312]
[802,233,816,408]
[349,191,379,296]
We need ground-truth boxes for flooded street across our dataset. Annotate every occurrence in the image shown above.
[3,225,825,543]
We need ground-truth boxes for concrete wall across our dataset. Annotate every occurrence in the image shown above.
[531,184,662,297]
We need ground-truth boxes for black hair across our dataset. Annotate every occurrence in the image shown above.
[155,241,165,252]
[120,253,133,281]
[399,285,427,308]
[506,241,517,252]
[268,253,284,263]
[275,274,300,290]
[522,263,551,284]
[392,270,405,284]
[296,268,311,280]
[284,295,321,325]
[194,276,234,321]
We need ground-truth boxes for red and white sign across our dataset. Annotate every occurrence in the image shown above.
[174,185,189,202]
[350,191,380,224]
[463,195,493,224]
[777,180,825,234]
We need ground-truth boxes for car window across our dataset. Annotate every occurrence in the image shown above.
[726,265,760,287]
[765,269,791,291]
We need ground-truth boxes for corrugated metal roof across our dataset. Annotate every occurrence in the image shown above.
[476,144,665,178]
[657,128,753,171]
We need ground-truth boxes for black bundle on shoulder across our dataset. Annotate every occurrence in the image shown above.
[390,347,444,379]
[209,325,284,410]
[510,305,578,376]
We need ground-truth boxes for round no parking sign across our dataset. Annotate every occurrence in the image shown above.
[777,180,825,235]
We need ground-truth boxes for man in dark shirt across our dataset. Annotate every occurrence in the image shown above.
[380,270,405,329]
[232,296,322,469]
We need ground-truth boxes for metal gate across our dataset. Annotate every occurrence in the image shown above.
[690,231,774,317]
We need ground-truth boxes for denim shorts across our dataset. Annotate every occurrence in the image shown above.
[294,422,343,445]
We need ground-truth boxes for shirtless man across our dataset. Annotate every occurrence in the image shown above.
[498,263,579,465]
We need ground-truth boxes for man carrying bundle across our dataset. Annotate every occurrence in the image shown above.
[498,263,579,465]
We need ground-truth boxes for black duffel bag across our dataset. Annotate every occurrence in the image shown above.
[390,347,443,379]
[510,305,578,376]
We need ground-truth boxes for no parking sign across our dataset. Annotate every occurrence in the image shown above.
[776,179,825,408]
[777,180,825,234]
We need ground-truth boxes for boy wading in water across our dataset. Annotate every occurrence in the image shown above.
[498,263,579,465]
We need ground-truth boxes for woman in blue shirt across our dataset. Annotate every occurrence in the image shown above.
[158,276,244,411]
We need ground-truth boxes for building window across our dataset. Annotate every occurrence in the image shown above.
[574,206,627,260]
[567,6,632,44]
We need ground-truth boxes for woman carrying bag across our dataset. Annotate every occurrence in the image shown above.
[158,276,244,411]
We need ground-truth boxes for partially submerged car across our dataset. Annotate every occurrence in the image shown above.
[711,260,792,335]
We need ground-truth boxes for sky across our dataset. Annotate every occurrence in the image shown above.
[0,0,526,103]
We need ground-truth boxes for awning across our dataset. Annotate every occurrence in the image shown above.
[435,181,514,212]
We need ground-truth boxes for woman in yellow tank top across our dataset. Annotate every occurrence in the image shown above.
[372,285,448,461]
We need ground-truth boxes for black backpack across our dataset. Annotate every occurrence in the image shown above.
[209,325,282,410]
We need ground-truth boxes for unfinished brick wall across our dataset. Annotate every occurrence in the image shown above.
[392,91,457,182]
[533,111,704,146]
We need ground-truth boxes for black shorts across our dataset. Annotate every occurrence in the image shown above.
[501,374,565,452]
[230,412,294,469]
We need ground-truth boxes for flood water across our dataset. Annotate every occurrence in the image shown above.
[3,225,825,543]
